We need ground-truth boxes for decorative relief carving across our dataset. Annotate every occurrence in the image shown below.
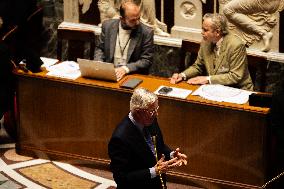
[222,0,284,52]
[180,2,196,20]
[97,0,119,24]
[171,0,204,41]
[79,0,93,14]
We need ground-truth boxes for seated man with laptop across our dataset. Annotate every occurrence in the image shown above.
[94,1,154,81]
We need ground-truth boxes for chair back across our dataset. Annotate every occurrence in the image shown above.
[180,39,200,71]
[57,29,96,61]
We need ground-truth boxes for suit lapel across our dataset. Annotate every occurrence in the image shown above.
[213,48,225,75]
[207,44,215,74]
[126,27,141,63]
[109,21,119,62]
[128,122,156,162]
[213,37,227,75]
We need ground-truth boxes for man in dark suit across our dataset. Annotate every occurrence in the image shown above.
[108,88,187,189]
[170,13,253,91]
[94,1,154,80]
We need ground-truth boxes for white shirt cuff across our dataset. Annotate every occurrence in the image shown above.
[206,76,211,84]
[180,73,187,80]
[149,167,157,178]
[170,151,175,159]
[150,152,175,178]
[122,66,130,74]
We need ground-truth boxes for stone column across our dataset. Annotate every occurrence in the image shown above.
[64,0,80,22]
[171,0,203,42]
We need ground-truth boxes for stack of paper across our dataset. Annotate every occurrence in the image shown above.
[40,57,59,70]
[154,86,192,99]
[192,84,253,104]
[46,61,81,80]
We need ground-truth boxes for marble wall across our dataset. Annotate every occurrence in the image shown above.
[39,0,64,58]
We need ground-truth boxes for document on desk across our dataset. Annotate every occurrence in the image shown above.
[154,86,192,99]
[192,84,253,104]
[46,61,81,80]
[40,57,59,70]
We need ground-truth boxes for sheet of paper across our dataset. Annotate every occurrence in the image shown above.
[40,57,59,70]
[192,84,253,104]
[154,86,192,99]
[46,61,81,80]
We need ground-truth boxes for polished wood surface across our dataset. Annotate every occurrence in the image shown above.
[15,71,270,189]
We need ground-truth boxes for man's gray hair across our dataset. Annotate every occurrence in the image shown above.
[130,88,158,111]
[203,13,228,36]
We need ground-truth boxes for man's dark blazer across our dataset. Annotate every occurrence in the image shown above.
[94,19,154,74]
[108,116,171,189]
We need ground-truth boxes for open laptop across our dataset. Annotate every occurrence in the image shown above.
[77,58,120,82]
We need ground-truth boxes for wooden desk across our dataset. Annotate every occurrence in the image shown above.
[15,71,270,189]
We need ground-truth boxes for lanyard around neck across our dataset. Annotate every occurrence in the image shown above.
[117,29,131,57]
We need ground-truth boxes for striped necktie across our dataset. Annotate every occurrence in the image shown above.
[143,127,155,155]
[213,44,219,69]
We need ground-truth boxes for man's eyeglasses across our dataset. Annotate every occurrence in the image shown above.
[148,105,159,116]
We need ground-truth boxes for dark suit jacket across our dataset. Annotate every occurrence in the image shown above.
[183,33,253,90]
[108,116,171,189]
[94,19,154,74]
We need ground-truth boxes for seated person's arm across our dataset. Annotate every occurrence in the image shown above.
[170,48,205,84]
[210,44,248,86]
[94,23,106,62]
[187,76,210,85]
[125,28,154,73]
